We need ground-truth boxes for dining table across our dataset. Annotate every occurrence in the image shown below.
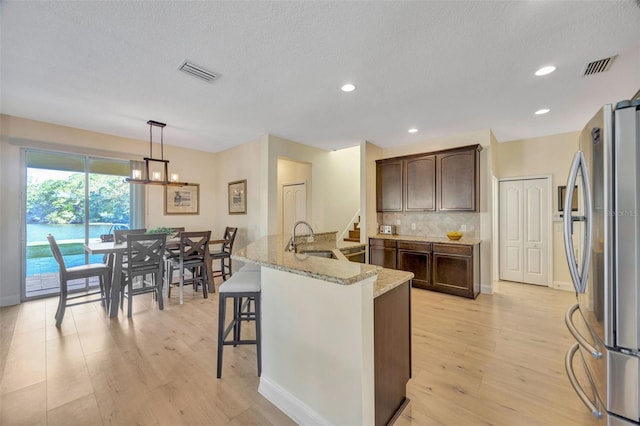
[84,236,227,317]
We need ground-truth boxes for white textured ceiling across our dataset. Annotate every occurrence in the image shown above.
[2,1,640,153]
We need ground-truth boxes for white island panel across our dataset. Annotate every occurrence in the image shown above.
[258,267,375,426]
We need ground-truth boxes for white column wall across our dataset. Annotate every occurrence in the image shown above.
[258,267,375,426]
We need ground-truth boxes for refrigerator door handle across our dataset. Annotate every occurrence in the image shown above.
[565,343,603,419]
[563,151,593,293]
[565,304,602,359]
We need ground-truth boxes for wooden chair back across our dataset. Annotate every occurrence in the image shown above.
[179,231,211,262]
[126,233,167,275]
[220,227,238,254]
[114,228,147,244]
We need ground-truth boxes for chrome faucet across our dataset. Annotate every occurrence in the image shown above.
[289,221,314,252]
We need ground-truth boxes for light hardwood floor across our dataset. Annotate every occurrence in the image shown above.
[0,280,593,425]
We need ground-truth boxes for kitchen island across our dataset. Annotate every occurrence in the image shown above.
[233,234,413,426]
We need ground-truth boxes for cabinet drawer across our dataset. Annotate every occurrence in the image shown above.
[397,241,431,253]
[432,243,472,256]
[370,238,397,248]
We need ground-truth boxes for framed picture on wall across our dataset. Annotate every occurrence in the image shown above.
[165,184,200,215]
[558,185,578,212]
[228,179,247,215]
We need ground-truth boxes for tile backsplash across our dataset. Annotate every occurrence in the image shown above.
[379,212,480,239]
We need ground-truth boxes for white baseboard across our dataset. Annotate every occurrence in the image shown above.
[258,375,331,426]
[0,295,20,308]
[480,283,494,294]
[551,281,574,292]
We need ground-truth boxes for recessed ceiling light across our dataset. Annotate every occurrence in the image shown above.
[535,65,557,76]
[341,83,356,92]
[408,128,418,133]
[535,108,550,115]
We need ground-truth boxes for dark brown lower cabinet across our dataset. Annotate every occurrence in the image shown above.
[432,243,479,299]
[369,238,397,269]
[374,280,411,426]
[397,241,431,290]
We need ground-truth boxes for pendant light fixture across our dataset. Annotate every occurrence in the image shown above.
[126,120,189,186]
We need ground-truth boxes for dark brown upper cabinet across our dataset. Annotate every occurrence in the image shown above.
[404,155,436,211]
[437,146,480,211]
[376,144,481,213]
[376,160,403,212]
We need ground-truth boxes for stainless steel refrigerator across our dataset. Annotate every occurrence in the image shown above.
[563,99,640,425]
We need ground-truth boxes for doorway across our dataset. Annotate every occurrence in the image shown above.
[24,150,136,300]
[499,177,550,286]
[283,182,307,235]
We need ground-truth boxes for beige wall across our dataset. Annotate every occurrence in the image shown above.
[495,131,579,288]
[211,136,265,253]
[361,141,383,245]
[314,146,361,238]
[277,158,313,235]
[266,135,326,235]
[267,135,360,238]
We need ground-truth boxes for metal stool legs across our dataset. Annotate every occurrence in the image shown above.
[217,290,261,378]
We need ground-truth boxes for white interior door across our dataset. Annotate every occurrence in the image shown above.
[522,179,548,285]
[500,181,524,282]
[499,178,549,285]
[283,183,307,235]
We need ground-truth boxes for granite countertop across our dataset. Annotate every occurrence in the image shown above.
[369,233,481,245]
[374,268,414,298]
[233,235,413,297]
[233,235,378,286]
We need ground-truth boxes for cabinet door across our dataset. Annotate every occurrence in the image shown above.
[432,253,474,298]
[397,250,431,289]
[437,149,478,211]
[376,160,403,212]
[370,247,397,269]
[405,155,436,211]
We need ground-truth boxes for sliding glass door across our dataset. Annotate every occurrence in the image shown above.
[24,150,137,299]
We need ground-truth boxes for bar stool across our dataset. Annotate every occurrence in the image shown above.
[216,265,261,378]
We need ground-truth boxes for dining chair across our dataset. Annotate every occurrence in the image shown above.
[211,227,238,282]
[114,228,147,243]
[167,230,211,305]
[120,233,167,318]
[47,234,112,328]
[163,227,185,257]
[104,228,147,266]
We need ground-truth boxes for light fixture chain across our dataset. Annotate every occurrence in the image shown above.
[149,123,153,159]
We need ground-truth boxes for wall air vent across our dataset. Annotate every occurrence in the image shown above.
[178,61,217,83]
[582,55,617,76]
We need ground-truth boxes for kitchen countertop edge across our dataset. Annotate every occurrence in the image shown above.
[374,269,414,298]
[370,233,481,245]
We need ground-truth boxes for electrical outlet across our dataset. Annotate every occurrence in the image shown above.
[461,224,467,232]
[411,223,416,230]
[396,219,401,225]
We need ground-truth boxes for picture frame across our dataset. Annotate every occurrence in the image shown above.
[558,185,578,212]
[165,183,200,215]
[228,179,247,215]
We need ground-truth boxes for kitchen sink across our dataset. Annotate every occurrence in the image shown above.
[300,250,335,259]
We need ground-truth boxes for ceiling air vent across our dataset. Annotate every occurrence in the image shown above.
[582,55,617,76]
[178,61,217,83]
